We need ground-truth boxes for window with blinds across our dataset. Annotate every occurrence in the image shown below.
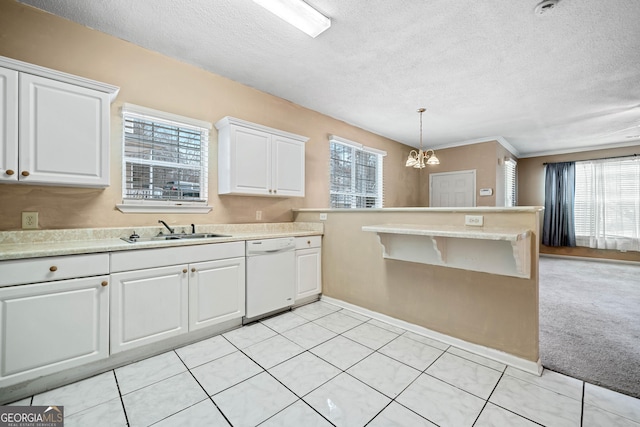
[121,104,210,205]
[329,136,385,208]
[574,156,640,252]
[504,158,517,207]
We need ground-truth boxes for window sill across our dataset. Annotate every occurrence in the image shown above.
[116,203,213,214]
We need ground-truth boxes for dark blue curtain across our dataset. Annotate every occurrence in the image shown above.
[543,162,576,246]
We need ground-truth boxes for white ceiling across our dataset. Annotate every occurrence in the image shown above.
[18,0,640,157]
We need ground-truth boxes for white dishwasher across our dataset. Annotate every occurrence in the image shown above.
[245,237,296,320]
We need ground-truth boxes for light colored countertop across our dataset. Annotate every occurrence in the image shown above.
[295,206,544,213]
[362,224,531,241]
[0,222,323,261]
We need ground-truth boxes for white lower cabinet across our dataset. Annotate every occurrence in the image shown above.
[0,275,109,387]
[189,257,245,331]
[295,236,322,301]
[109,242,246,354]
[110,265,189,354]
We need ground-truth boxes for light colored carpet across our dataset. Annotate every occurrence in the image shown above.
[539,256,640,399]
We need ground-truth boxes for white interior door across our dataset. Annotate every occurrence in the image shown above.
[430,170,476,207]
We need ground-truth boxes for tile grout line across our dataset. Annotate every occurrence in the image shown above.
[174,348,235,427]
[471,370,504,427]
[484,372,553,427]
[580,381,585,427]
[219,324,341,426]
[112,369,131,427]
[240,345,337,426]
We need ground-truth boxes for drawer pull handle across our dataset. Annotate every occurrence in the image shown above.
[182,268,188,274]
[307,240,311,245]
[101,281,108,287]
[21,171,30,177]
[5,169,14,176]
[49,266,58,272]
[191,267,196,273]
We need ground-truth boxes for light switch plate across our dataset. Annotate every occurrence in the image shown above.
[465,215,483,226]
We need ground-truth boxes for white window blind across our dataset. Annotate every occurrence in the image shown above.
[574,156,640,252]
[329,135,385,208]
[504,158,517,207]
[121,104,210,206]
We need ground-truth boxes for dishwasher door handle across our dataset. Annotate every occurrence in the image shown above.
[264,248,293,253]
[248,247,294,255]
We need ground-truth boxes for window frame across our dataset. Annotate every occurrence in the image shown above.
[116,103,213,214]
[504,158,517,207]
[329,135,386,209]
[574,156,640,252]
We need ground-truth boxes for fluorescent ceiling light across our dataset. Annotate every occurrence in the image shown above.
[252,0,331,38]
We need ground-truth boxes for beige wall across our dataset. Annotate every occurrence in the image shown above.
[418,141,512,207]
[0,0,421,230]
[295,209,541,361]
[518,144,640,262]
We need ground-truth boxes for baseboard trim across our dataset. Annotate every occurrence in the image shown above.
[321,295,542,376]
[541,253,640,266]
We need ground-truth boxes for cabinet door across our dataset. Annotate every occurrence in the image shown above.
[295,247,322,301]
[0,67,18,182]
[110,266,188,354]
[272,134,305,197]
[228,125,271,195]
[0,276,109,387]
[189,257,245,331]
[19,73,110,187]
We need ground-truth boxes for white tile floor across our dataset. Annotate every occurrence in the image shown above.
[9,301,640,427]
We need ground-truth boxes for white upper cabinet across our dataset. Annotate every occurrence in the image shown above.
[0,56,119,187]
[216,116,308,197]
[0,67,18,182]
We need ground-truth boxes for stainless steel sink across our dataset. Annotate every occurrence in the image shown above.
[121,233,230,243]
[179,233,230,239]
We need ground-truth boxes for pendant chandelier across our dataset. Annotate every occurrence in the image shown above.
[405,108,439,168]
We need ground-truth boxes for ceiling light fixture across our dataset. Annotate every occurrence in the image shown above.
[406,108,440,168]
[252,0,331,38]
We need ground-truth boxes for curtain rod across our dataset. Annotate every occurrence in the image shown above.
[543,153,638,165]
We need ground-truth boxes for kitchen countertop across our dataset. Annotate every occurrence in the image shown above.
[0,222,323,261]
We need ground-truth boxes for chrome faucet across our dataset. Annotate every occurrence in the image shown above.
[158,220,175,234]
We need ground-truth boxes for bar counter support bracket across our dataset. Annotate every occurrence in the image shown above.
[364,224,532,279]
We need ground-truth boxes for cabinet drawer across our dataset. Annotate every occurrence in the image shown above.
[0,253,110,287]
[295,235,321,250]
[110,241,245,273]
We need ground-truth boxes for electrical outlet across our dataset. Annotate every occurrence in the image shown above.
[465,215,483,226]
[255,210,262,220]
[319,213,328,220]
[22,212,39,229]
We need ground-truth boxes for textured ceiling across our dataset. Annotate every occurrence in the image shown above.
[17,0,640,157]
